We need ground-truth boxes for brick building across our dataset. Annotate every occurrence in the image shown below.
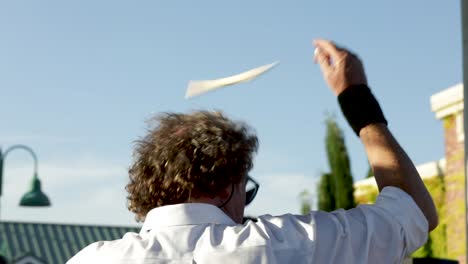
[432,83,465,263]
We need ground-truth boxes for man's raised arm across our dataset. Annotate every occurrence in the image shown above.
[314,39,438,231]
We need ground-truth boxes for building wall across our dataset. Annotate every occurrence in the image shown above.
[432,84,466,264]
[442,113,466,263]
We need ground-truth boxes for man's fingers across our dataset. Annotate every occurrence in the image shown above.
[315,51,332,75]
[313,39,342,60]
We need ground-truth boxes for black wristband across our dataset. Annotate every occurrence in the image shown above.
[338,84,388,136]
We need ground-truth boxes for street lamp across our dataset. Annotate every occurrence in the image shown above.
[0,145,51,217]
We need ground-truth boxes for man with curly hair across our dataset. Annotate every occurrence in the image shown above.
[68,39,437,263]
[126,110,259,225]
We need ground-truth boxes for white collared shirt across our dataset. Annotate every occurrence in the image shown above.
[67,187,428,264]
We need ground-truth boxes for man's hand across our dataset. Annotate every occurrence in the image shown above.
[313,39,367,96]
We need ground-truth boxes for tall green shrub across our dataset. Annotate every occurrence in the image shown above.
[317,117,355,211]
[317,172,334,211]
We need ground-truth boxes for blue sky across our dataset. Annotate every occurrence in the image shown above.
[0,1,461,226]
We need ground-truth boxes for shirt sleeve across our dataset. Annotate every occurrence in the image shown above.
[254,186,428,264]
[319,186,428,262]
[372,186,428,253]
[66,242,104,264]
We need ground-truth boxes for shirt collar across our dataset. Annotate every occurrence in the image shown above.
[140,203,237,233]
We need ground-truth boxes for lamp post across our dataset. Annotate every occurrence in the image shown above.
[0,145,51,219]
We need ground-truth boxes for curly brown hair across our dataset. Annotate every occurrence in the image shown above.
[126,110,259,222]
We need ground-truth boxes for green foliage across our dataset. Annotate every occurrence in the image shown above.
[411,174,448,258]
[441,173,464,259]
[317,117,355,211]
[366,166,373,178]
[299,190,313,214]
[318,173,335,211]
[325,118,355,210]
[354,183,378,204]
[301,203,311,215]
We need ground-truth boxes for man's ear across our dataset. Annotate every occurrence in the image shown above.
[217,184,232,200]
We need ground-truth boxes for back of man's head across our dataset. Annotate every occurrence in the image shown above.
[126,110,259,222]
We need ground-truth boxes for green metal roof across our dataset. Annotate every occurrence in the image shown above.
[0,221,140,264]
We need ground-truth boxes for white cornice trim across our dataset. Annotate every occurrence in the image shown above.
[354,158,446,188]
[434,103,463,119]
[430,83,463,120]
